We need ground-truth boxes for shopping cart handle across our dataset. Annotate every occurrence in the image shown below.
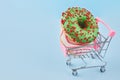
[96,17,116,37]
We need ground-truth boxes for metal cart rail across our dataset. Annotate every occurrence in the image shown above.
[60,17,115,76]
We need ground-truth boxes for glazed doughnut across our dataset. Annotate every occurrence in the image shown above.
[61,7,99,45]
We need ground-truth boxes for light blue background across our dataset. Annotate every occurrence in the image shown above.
[0,0,120,80]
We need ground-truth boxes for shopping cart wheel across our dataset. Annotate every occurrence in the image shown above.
[100,66,106,72]
[66,60,71,66]
[72,70,78,76]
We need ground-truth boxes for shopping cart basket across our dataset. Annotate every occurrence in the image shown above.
[60,17,116,76]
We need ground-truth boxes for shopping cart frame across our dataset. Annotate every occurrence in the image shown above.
[60,17,115,76]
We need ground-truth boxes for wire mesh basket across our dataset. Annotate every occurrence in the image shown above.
[60,17,115,76]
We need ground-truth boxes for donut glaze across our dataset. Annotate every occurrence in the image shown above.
[61,7,99,45]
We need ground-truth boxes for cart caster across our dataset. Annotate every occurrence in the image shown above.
[72,70,78,76]
[100,66,106,72]
[66,60,71,66]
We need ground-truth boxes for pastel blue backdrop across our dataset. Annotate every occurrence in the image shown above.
[0,0,119,80]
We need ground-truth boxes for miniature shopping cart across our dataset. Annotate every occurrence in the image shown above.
[60,17,115,76]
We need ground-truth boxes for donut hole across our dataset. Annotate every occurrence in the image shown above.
[78,22,86,29]
[77,16,87,29]
[77,18,87,29]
